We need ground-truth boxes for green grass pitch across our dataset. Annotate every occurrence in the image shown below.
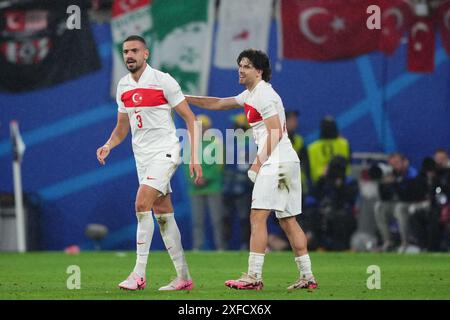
[0,251,449,300]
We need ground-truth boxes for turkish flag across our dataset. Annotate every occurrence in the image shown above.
[436,0,450,54]
[379,0,412,55]
[407,17,435,73]
[279,0,380,60]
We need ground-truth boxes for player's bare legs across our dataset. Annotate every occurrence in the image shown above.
[279,216,317,289]
[225,209,270,290]
[278,216,308,256]
[118,185,160,290]
[153,194,193,291]
[249,209,271,253]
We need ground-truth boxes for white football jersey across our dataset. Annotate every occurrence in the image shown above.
[235,80,299,164]
[116,64,184,167]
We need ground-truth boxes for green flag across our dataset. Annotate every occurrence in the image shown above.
[110,0,153,97]
[150,0,214,95]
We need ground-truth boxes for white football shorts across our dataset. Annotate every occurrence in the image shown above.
[136,150,180,196]
[251,161,302,218]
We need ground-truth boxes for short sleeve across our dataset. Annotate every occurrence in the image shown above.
[116,84,127,113]
[162,74,185,108]
[258,97,278,120]
[235,90,247,106]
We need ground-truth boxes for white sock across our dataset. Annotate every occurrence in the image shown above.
[133,211,154,278]
[295,254,313,278]
[248,252,265,280]
[155,213,191,280]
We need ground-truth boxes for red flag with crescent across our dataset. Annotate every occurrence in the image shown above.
[436,0,450,55]
[379,0,412,55]
[278,0,380,60]
[407,16,435,72]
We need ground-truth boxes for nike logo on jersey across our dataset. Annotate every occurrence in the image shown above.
[134,109,141,114]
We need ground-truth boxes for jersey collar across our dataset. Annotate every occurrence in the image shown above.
[129,63,152,85]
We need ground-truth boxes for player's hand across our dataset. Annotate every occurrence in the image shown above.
[96,144,110,165]
[248,162,261,183]
[249,162,261,175]
[190,163,203,185]
[196,176,207,186]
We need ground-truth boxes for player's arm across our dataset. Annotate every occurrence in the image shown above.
[249,115,283,174]
[96,112,130,165]
[174,100,203,184]
[185,95,241,111]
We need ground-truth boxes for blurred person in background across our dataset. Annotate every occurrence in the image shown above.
[408,157,443,251]
[307,115,351,186]
[222,113,256,250]
[311,156,358,251]
[433,148,450,251]
[185,114,227,251]
[374,152,417,253]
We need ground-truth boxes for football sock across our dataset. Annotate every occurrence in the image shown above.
[295,254,313,278]
[155,213,191,280]
[133,211,154,278]
[248,252,265,280]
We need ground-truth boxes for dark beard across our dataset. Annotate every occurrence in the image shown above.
[127,65,140,73]
[128,66,139,73]
[126,61,143,73]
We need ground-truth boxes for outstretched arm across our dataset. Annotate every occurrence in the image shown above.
[185,95,241,111]
[174,100,203,184]
[96,112,130,165]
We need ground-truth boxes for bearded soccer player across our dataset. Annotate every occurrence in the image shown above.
[96,35,202,291]
[186,49,317,290]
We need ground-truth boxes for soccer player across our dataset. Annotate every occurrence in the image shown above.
[186,49,317,290]
[96,35,202,291]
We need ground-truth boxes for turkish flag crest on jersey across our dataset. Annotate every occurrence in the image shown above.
[244,103,263,124]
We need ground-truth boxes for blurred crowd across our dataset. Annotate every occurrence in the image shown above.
[184,112,450,253]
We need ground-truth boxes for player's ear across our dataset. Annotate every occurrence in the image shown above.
[144,48,149,61]
[257,69,263,78]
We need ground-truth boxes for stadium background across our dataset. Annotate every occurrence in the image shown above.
[0,0,449,252]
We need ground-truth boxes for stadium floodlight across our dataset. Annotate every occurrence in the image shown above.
[10,120,26,253]
[85,223,108,250]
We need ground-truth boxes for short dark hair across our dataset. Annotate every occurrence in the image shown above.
[320,115,338,139]
[388,152,406,161]
[123,35,147,47]
[434,148,448,156]
[237,49,272,82]
[286,110,300,119]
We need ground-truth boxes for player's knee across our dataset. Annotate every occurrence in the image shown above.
[135,200,151,212]
[250,210,266,223]
[278,217,290,230]
[279,216,298,232]
[153,203,171,215]
[249,211,268,234]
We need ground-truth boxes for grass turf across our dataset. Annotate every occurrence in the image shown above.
[0,251,449,300]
